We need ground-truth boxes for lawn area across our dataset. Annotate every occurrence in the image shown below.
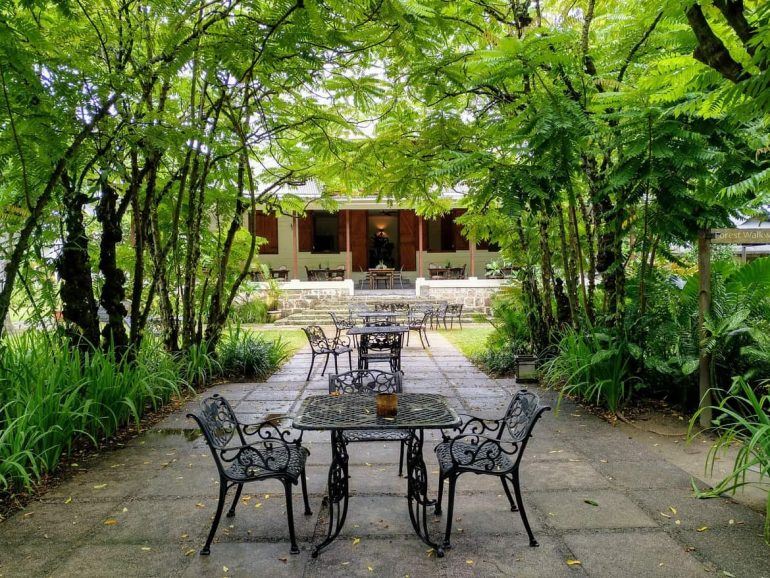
[439,327,494,360]
[253,328,306,356]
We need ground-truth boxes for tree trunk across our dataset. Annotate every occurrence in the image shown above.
[96,178,129,355]
[58,172,100,350]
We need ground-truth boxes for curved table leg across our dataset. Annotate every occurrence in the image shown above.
[406,428,445,557]
[312,429,349,558]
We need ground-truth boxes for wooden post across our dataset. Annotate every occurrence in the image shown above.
[698,229,712,428]
[469,239,476,277]
[292,215,299,281]
[417,215,424,277]
[345,210,351,278]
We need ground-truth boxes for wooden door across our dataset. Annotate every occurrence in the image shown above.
[398,210,417,271]
[349,210,368,271]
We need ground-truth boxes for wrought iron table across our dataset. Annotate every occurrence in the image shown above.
[347,325,408,336]
[293,393,460,557]
[353,311,400,325]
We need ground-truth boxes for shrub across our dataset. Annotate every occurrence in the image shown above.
[230,298,269,324]
[542,328,640,413]
[216,326,291,380]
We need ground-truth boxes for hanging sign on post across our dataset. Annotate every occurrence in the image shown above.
[711,228,770,244]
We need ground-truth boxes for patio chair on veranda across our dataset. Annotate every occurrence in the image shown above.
[302,325,353,381]
[433,389,550,550]
[187,395,312,555]
[328,369,407,476]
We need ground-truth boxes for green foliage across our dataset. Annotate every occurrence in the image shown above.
[216,326,292,381]
[690,376,770,543]
[0,332,184,491]
[543,328,641,414]
[231,299,269,324]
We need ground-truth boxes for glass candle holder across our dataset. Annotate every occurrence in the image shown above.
[375,393,398,417]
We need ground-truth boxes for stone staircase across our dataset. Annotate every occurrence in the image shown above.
[273,294,482,326]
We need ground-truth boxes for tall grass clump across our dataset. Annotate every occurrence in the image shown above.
[216,326,291,380]
[0,332,184,492]
[690,376,770,543]
[543,328,639,414]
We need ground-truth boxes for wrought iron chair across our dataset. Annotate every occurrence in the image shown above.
[328,369,408,476]
[187,395,312,555]
[357,331,403,372]
[405,307,431,348]
[429,302,448,330]
[329,312,355,341]
[443,303,464,329]
[433,390,550,550]
[303,325,353,381]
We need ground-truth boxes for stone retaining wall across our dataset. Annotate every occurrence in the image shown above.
[415,278,507,314]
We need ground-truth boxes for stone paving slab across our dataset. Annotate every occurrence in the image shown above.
[1,330,768,577]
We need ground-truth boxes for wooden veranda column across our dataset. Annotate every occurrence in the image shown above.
[417,216,424,277]
[345,210,352,278]
[697,230,712,428]
[292,215,299,280]
[469,239,476,277]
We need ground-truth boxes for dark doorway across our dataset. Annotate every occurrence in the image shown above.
[367,211,399,268]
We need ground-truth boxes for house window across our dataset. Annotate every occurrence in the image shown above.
[478,239,500,252]
[249,210,278,254]
[312,211,339,253]
[426,216,455,252]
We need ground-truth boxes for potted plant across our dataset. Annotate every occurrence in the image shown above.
[260,264,283,322]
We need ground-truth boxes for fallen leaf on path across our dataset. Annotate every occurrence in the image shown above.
[184,549,195,556]
[195,503,205,509]
[584,499,599,507]
[93,484,107,489]
[566,559,581,566]
[103,519,118,526]
[352,537,361,546]
[660,512,671,519]
[64,497,72,504]
[669,506,677,515]
[697,526,709,532]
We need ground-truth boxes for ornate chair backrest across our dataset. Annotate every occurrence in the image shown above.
[447,303,463,315]
[188,394,244,451]
[360,331,402,354]
[329,311,351,328]
[374,302,390,312]
[502,390,549,444]
[407,307,430,327]
[329,369,402,394]
[303,325,329,353]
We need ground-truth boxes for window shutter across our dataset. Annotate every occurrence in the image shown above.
[249,210,278,254]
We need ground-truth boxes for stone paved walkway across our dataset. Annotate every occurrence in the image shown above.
[1,331,768,577]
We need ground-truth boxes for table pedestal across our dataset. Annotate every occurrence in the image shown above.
[312,428,443,557]
[312,430,349,558]
[406,429,444,556]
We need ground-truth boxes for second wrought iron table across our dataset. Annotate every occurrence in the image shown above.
[292,392,460,557]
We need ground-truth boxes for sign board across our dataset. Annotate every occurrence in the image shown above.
[711,228,770,244]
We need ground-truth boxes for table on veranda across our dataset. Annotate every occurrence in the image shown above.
[292,393,460,557]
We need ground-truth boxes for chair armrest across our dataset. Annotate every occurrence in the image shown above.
[219,442,299,474]
[330,335,351,349]
[445,433,519,470]
[240,415,303,444]
[443,413,505,437]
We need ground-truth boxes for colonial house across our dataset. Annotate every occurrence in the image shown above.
[245,182,502,285]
